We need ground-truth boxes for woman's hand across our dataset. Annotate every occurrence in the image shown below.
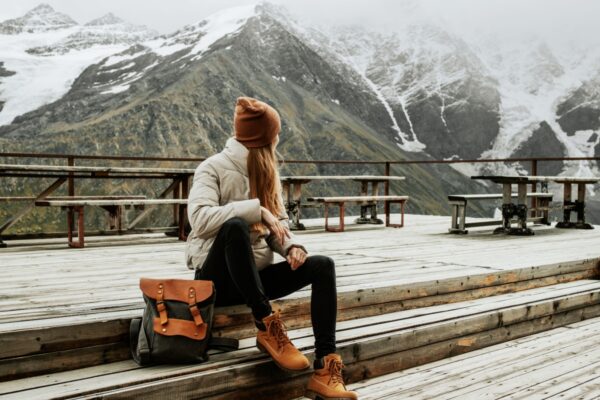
[261,206,290,246]
[287,246,307,270]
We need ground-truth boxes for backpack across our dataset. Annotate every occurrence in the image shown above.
[130,278,238,365]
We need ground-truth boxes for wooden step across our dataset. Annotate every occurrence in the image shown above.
[1,258,597,381]
[346,316,600,399]
[3,280,600,399]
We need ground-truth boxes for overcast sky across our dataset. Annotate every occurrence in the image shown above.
[1,0,599,46]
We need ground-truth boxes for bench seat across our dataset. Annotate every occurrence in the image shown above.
[307,195,409,232]
[0,195,147,202]
[448,192,554,234]
[35,198,189,248]
[447,193,553,202]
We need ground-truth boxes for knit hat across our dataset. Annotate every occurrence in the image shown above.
[234,97,281,148]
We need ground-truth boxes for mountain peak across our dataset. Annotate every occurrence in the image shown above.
[25,3,56,16]
[85,13,125,27]
[0,3,77,34]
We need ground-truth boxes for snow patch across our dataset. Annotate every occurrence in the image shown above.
[103,52,142,67]
[189,5,256,61]
[101,84,129,94]
[0,28,127,125]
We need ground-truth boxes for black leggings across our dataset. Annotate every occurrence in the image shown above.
[194,217,337,359]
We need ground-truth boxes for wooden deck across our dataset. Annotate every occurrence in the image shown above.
[348,316,600,399]
[1,214,600,399]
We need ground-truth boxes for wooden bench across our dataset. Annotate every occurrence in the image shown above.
[34,198,189,247]
[307,195,409,232]
[448,193,554,234]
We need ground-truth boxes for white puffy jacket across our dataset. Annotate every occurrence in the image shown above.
[185,137,306,271]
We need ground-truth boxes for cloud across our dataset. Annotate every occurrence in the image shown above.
[2,0,599,48]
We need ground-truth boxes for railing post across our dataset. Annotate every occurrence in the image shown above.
[530,159,538,218]
[384,161,390,217]
[67,156,75,235]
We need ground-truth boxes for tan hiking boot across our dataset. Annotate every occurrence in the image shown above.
[256,311,310,372]
[306,354,358,400]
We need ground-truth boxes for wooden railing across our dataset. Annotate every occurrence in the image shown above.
[1,152,598,240]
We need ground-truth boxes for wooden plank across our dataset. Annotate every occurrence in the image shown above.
[280,175,406,181]
[1,257,597,325]
[350,316,600,400]
[3,280,600,392]
[0,196,147,202]
[348,318,600,397]
[1,262,595,324]
[35,199,188,207]
[307,195,408,202]
[447,193,553,201]
[0,164,195,175]
[9,295,598,400]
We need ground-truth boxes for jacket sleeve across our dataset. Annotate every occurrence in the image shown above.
[187,163,261,239]
[265,193,307,258]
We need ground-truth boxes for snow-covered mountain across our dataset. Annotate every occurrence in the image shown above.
[1,2,599,178]
[296,7,600,179]
[0,4,157,125]
[0,3,77,34]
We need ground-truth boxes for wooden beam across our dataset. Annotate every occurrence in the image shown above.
[0,177,66,235]
[127,179,182,230]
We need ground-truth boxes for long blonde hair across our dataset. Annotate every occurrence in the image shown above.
[247,143,284,232]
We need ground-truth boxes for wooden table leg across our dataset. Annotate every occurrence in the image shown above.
[368,181,383,224]
[574,183,593,230]
[355,181,370,224]
[556,182,575,229]
[494,183,513,234]
[325,202,345,232]
[495,182,533,235]
[67,205,85,248]
[179,176,190,240]
[386,200,406,228]
[515,182,533,235]
[291,183,305,230]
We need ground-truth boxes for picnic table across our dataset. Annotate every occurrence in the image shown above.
[279,175,406,230]
[472,175,599,235]
[0,164,195,247]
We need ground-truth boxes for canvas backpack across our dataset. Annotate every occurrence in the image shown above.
[130,278,238,365]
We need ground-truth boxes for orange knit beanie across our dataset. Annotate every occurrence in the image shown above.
[233,97,281,148]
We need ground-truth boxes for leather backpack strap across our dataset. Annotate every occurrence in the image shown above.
[187,287,204,326]
[156,283,168,325]
[208,336,239,352]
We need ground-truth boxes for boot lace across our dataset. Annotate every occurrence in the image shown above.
[328,358,345,386]
[268,316,292,349]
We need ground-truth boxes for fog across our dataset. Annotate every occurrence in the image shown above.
[1,0,599,47]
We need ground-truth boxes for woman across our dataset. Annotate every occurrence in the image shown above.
[186,97,358,400]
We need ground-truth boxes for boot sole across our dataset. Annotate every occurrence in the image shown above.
[305,389,355,400]
[256,340,310,373]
